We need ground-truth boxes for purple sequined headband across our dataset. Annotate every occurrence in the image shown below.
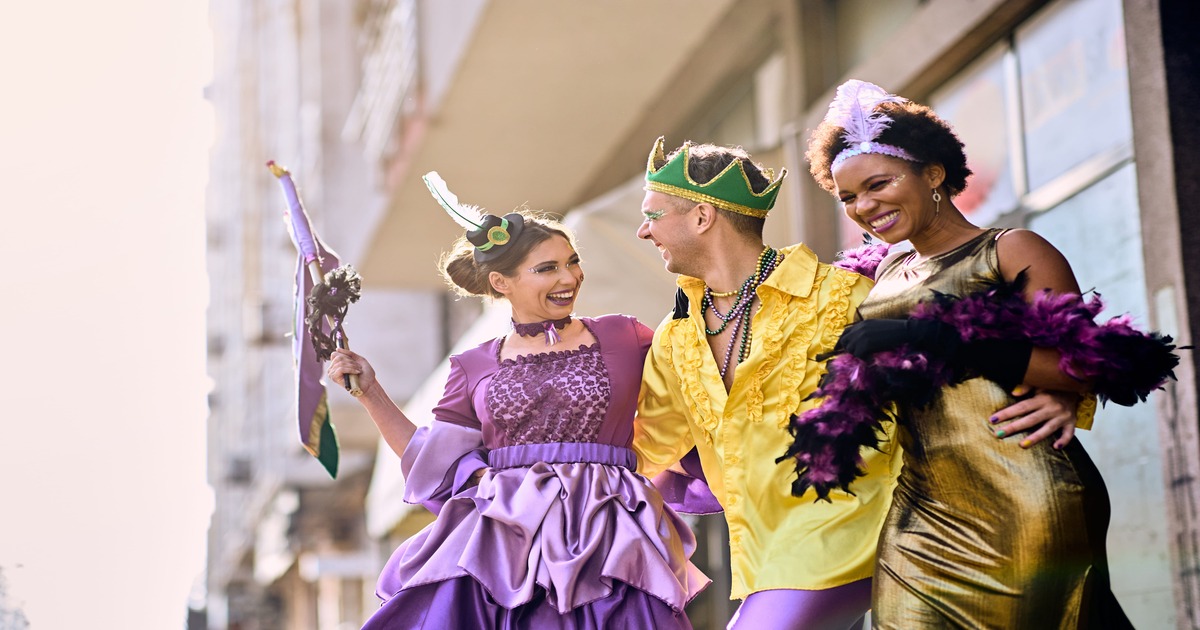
[826,80,919,168]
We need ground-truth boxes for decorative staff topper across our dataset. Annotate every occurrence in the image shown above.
[267,160,363,479]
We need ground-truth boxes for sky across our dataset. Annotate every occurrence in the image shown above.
[0,2,213,628]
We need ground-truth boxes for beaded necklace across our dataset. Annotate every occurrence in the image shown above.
[702,247,781,378]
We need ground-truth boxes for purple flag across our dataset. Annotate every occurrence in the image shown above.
[268,161,340,478]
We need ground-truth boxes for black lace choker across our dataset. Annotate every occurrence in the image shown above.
[512,316,573,345]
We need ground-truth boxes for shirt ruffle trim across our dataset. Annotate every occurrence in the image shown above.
[775,266,827,427]
[822,268,858,354]
[744,291,787,424]
[666,318,719,444]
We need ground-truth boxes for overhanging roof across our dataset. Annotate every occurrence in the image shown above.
[360,0,738,289]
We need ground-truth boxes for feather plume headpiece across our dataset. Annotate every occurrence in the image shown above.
[424,171,486,230]
[422,171,525,262]
[825,80,919,168]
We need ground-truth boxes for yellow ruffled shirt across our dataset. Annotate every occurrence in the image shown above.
[634,243,902,599]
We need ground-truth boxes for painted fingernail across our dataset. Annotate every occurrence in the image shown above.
[1053,443,1063,450]
[995,429,1006,438]
[1020,440,1031,448]
[989,416,999,424]
[1012,385,1029,396]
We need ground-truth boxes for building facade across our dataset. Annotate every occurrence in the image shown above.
[204,0,447,627]
[204,1,1200,628]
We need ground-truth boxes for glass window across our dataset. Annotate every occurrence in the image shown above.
[1016,0,1132,190]
[1028,163,1147,321]
[1026,164,1173,627]
[930,44,1019,226]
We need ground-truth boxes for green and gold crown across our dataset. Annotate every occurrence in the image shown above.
[644,136,786,219]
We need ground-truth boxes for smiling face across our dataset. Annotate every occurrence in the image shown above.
[831,153,943,244]
[492,235,583,323]
[636,190,700,275]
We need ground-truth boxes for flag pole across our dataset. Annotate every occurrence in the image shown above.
[268,161,363,397]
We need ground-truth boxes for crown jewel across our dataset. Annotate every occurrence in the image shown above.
[644,137,786,219]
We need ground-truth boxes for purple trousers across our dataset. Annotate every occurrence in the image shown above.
[727,578,872,630]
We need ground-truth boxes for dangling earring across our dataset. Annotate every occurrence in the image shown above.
[932,189,942,215]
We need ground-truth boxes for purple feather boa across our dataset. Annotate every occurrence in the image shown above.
[780,243,1182,502]
[830,237,892,279]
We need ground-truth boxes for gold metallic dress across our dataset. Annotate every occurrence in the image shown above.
[860,229,1131,629]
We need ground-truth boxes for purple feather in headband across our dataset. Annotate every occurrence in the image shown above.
[829,80,906,144]
[826,79,919,167]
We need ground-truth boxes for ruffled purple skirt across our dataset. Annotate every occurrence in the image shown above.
[365,442,708,630]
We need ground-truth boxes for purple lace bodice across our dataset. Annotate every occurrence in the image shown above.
[424,315,654,452]
[486,343,612,445]
[403,315,655,512]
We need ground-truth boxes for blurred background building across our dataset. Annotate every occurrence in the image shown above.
[201,0,1199,628]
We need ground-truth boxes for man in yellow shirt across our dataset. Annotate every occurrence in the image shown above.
[631,137,1084,629]
[633,137,890,628]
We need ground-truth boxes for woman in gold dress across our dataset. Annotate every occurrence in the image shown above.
[803,80,1136,629]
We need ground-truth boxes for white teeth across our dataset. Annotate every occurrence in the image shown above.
[548,291,574,300]
[870,211,898,228]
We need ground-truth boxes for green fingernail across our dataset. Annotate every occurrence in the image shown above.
[996,429,1005,438]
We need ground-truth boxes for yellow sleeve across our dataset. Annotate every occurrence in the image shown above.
[841,271,874,327]
[633,324,696,478]
[1075,393,1097,431]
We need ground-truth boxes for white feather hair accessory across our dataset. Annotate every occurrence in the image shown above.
[422,170,526,261]
[423,171,486,230]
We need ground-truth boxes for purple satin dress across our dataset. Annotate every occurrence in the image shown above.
[362,315,709,629]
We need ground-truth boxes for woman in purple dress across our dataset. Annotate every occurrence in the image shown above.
[328,189,708,628]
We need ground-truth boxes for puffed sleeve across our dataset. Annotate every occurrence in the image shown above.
[651,448,723,515]
[634,317,655,350]
[400,355,489,514]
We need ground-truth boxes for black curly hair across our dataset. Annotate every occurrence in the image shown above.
[806,99,972,197]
